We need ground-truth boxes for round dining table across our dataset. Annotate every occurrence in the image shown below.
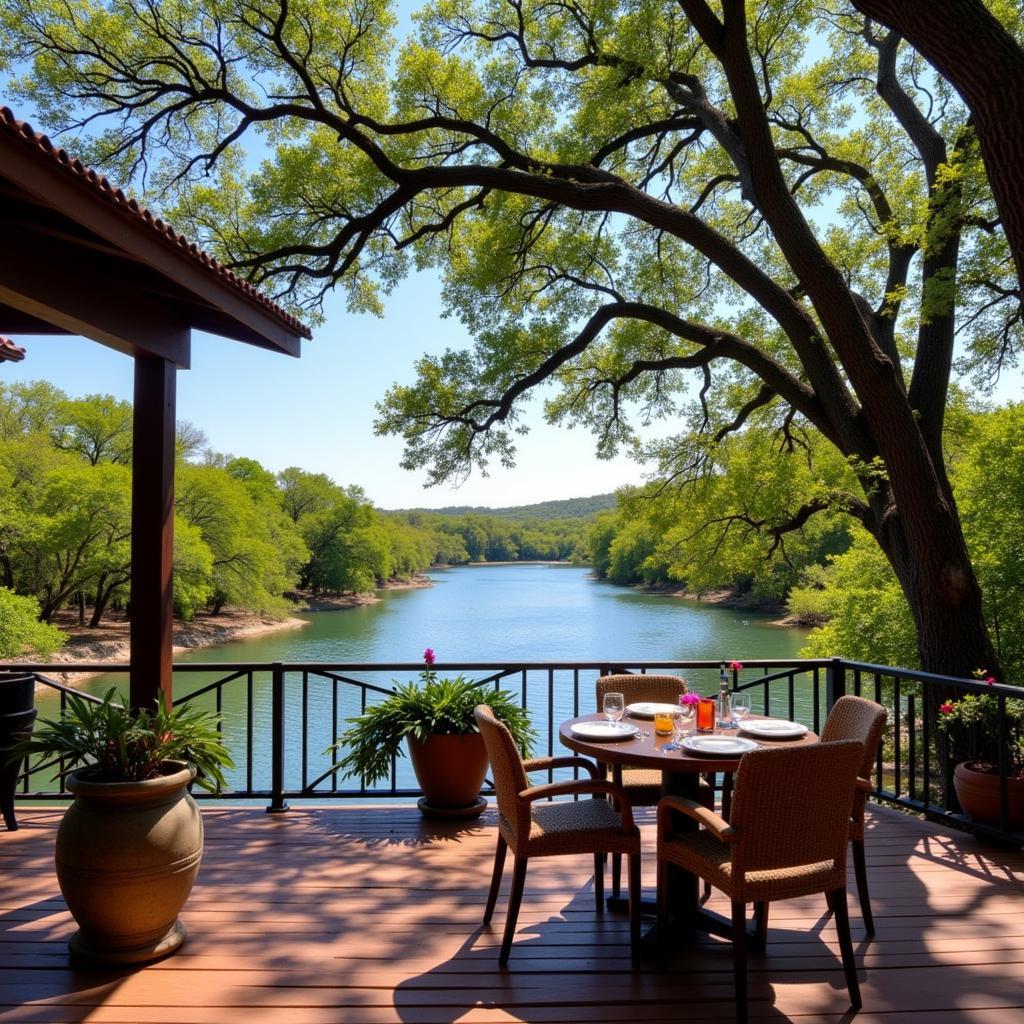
[558,711,819,948]
[558,711,818,797]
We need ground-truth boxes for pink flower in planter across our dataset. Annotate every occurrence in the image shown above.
[423,648,436,666]
[729,661,744,672]
[985,676,997,685]
[680,693,702,706]
[940,702,954,715]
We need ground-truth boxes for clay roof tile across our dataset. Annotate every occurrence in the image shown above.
[0,336,27,362]
[0,106,311,340]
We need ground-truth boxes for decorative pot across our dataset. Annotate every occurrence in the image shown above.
[56,761,203,964]
[953,760,1024,830]
[0,671,37,831]
[407,732,489,819]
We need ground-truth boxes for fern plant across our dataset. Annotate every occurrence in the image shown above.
[7,688,234,792]
[328,650,533,787]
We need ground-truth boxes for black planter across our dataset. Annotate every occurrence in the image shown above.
[0,671,37,831]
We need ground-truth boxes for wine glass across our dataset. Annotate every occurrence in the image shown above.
[603,692,625,729]
[731,693,752,728]
[664,708,693,752]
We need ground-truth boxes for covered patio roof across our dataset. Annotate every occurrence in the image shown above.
[0,106,311,708]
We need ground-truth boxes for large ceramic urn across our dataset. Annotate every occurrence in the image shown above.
[56,761,203,964]
[0,671,37,831]
[407,732,489,819]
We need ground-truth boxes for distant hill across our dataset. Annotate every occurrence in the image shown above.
[391,493,618,520]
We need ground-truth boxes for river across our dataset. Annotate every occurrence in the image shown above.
[37,564,811,796]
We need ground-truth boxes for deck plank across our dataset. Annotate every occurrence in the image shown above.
[0,804,1021,1023]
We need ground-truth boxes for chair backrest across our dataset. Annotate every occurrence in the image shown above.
[596,673,687,711]
[821,695,887,782]
[728,739,864,876]
[474,704,530,843]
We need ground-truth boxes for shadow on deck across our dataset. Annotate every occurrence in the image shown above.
[1,803,1022,1023]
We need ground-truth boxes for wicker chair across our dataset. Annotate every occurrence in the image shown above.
[474,704,642,966]
[820,694,888,936]
[596,674,714,898]
[656,739,865,1024]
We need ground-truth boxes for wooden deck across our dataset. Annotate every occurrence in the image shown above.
[1,803,1023,1023]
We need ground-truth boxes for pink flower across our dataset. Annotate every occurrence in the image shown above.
[985,675,996,686]
[680,693,702,706]
[940,702,954,715]
[729,661,743,671]
[423,648,436,666]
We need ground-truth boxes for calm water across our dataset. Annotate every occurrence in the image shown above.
[180,562,807,665]
[39,565,811,795]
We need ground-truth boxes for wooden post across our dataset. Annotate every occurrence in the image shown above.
[130,355,176,711]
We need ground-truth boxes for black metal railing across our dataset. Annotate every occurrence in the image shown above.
[8,657,1022,846]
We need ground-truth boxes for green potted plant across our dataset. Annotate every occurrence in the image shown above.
[938,677,1024,829]
[329,648,533,819]
[7,689,233,964]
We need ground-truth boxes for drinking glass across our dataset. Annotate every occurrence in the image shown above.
[662,710,685,752]
[696,698,716,733]
[731,693,752,726]
[677,702,696,737]
[603,692,625,729]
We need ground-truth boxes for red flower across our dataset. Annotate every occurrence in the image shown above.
[680,693,702,706]
[940,702,954,715]
[729,661,744,671]
[423,648,436,666]
[985,675,996,685]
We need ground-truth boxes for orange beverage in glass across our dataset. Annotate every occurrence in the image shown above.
[696,698,715,733]
[654,711,673,735]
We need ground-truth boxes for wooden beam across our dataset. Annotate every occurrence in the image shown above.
[0,225,191,366]
[0,135,305,355]
[130,355,177,711]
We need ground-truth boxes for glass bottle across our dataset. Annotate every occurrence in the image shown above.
[716,661,733,728]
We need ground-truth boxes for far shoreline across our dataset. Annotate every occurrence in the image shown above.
[13,575,434,688]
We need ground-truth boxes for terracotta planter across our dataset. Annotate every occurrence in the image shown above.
[953,761,1024,830]
[0,671,36,831]
[407,732,488,819]
[56,761,203,964]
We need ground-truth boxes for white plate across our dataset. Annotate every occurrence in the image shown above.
[570,721,640,742]
[626,702,682,718]
[738,720,808,740]
[681,736,759,757]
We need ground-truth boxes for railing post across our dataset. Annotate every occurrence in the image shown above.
[825,657,846,712]
[267,663,289,814]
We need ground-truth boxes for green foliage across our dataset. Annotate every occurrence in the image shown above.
[586,425,853,598]
[955,405,1024,677]
[328,665,534,787]
[50,394,132,465]
[403,494,618,520]
[937,692,1024,776]
[8,688,234,792]
[0,588,65,658]
[790,529,918,667]
[792,405,1024,681]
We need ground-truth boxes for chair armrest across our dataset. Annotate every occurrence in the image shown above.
[520,779,636,832]
[523,755,599,778]
[657,795,739,843]
[855,776,873,792]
